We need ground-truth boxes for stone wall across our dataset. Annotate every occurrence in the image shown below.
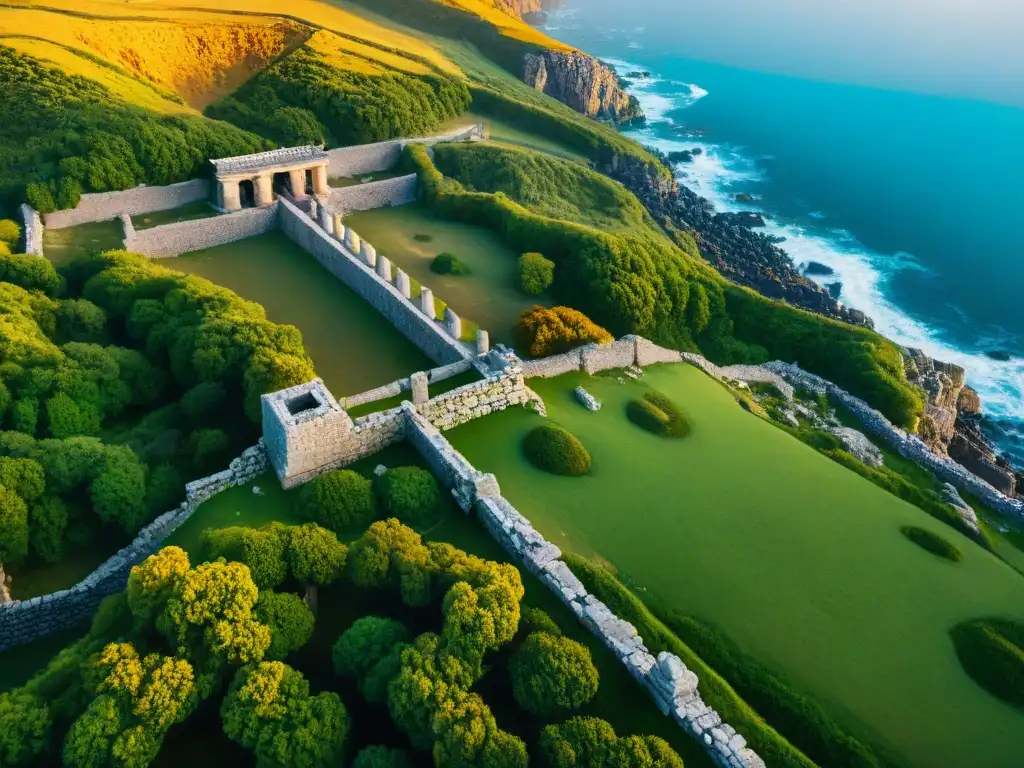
[328,175,417,214]
[124,204,279,258]
[400,401,766,768]
[415,366,528,431]
[343,358,475,409]
[19,203,43,256]
[278,196,469,366]
[324,124,484,178]
[0,443,268,651]
[763,361,1024,519]
[42,179,210,230]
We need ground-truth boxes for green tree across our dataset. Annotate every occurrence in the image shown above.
[516,252,555,295]
[90,446,148,533]
[539,716,617,767]
[509,632,599,716]
[126,546,191,625]
[332,615,409,684]
[146,463,183,515]
[11,397,39,435]
[0,455,45,501]
[202,525,288,590]
[0,253,61,296]
[56,299,107,343]
[284,522,348,599]
[0,692,51,767]
[347,519,436,606]
[187,428,230,473]
[255,590,315,660]
[221,661,349,768]
[28,494,68,563]
[0,218,21,246]
[376,467,440,526]
[296,469,376,533]
[0,483,29,565]
[180,381,226,422]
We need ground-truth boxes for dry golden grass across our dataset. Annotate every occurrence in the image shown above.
[433,0,573,51]
[306,29,431,76]
[0,0,463,75]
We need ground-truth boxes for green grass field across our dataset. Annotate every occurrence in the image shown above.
[132,201,218,230]
[440,110,589,163]
[345,203,549,344]
[445,364,1024,768]
[161,231,433,397]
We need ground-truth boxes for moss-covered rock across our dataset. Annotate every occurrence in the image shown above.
[523,425,591,476]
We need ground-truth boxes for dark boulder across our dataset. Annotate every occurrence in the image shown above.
[802,261,836,276]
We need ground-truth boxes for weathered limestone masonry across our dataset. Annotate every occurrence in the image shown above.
[262,365,528,487]
[124,204,280,258]
[397,396,766,768]
[0,444,268,651]
[328,174,418,215]
[211,145,328,212]
[324,124,485,178]
[19,203,43,255]
[278,195,470,366]
[42,179,210,229]
[764,361,1024,520]
[343,358,475,410]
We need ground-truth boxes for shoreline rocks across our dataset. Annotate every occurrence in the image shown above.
[524,50,643,123]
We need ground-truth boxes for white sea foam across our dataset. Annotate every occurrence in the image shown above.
[618,62,1024,432]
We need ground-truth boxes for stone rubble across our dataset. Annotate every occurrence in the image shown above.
[574,385,601,411]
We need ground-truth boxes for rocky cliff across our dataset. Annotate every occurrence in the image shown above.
[523,50,642,123]
[491,0,543,19]
[600,153,871,326]
[903,348,1022,497]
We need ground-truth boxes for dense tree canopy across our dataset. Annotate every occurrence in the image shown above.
[296,468,376,532]
[540,716,685,768]
[510,631,599,716]
[514,305,613,358]
[376,466,441,526]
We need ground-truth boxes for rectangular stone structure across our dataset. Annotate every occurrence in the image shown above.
[445,307,462,340]
[395,269,412,298]
[475,329,490,356]
[410,371,429,405]
[376,255,393,282]
[419,287,436,319]
[344,227,361,253]
[360,242,377,268]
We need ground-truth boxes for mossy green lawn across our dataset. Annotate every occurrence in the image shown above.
[161,231,433,397]
[345,203,549,344]
[445,364,1024,768]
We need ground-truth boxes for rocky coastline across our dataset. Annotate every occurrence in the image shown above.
[523,50,643,122]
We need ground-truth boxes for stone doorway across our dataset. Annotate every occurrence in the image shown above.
[273,171,292,197]
[239,179,256,209]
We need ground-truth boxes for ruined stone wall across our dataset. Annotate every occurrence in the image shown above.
[278,196,469,365]
[415,366,528,431]
[0,444,268,651]
[19,204,43,256]
[401,403,766,768]
[764,361,1024,520]
[328,175,417,215]
[42,179,210,229]
[124,204,279,258]
[325,124,484,178]
[343,358,475,410]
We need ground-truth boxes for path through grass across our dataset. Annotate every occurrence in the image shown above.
[445,364,1024,768]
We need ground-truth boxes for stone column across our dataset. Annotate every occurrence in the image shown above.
[445,307,462,339]
[395,269,412,298]
[254,173,274,207]
[319,204,334,234]
[376,256,393,282]
[410,371,429,406]
[360,242,377,268]
[333,215,344,241]
[344,228,360,253]
[475,329,490,356]
[312,164,330,195]
[288,168,307,199]
[219,179,241,212]
[419,287,436,319]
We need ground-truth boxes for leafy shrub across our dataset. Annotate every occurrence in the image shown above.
[900,526,961,562]
[517,252,554,295]
[375,467,440,526]
[510,632,599,716]
[0,253,61,296]
[631,389,691,437]
[55,299,106,343]
[296,469,376,533]
[255,590,315,660]
[187,428,230,474]
[202,525,288,590]
[523,425,591,476]
[412,234,433,243]
[0,219,20,246]
[519,606,562,637]
[539,716,684,768]
[0,484,29,566]
[430,252,470,275]
[950,619,1024,708]
[180,381,227,423]
[333,616,410,688]
[514,305,613,358]
[145,463,183,515]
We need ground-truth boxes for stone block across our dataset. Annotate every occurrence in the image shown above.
[395,269,412,298]
[476,329,490,356]
[419,287,436,319]
[411,371,429,406]
[343,227,361,253]
[360,241,377,268]
[444,307,462,339]
[376,255,393,282]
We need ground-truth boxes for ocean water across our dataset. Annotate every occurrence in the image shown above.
[544,10,1024,464]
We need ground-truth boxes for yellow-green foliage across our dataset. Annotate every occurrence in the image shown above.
[406,143,923,427]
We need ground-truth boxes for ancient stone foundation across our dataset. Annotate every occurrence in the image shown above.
[124,204,279,258]
[328,174,417,214]
[42,179,210,229]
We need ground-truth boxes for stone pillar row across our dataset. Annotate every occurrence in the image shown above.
[419,287,435,320]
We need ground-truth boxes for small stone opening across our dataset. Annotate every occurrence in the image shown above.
[286,391,319,415]
[304,169,314,195]
[239,179,256,209]
[273,171,292,197]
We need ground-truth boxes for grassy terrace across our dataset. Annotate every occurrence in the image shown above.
[161,231,434,398]
[443,364,1024,768]
[346,202,548,344]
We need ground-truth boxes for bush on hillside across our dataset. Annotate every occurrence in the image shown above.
[900,526,961,562]
[514,305,613,358]
[626,389,691,438]
[375,467,440,526]
[0,219,20,246]
[296,469,376,533]
[413,233,433,243]
[519,606,562,638]
[510,632,599,716]
[0,47,270,215]
[523,425,591,476]
[517,252,554,295]
[430,251,470,275]
[207,46,469,149]
[950,618,1024,708]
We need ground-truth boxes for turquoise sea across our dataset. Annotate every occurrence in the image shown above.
[544,8,1024,463]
